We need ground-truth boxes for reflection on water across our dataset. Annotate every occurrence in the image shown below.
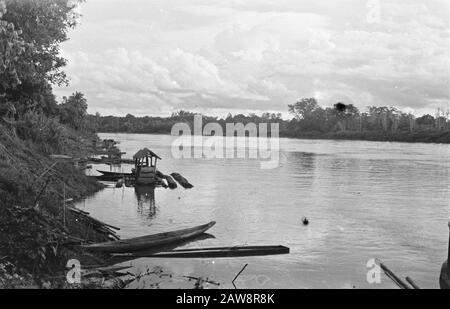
[135,185,156,218]
[79,134,450,289]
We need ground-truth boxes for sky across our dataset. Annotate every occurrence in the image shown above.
[55,0,450,117]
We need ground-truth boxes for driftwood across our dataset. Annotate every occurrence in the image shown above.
[67,207,121,241]
[68,207,120,230]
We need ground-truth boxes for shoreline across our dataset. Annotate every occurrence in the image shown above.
[97,130,450,145]
[0,125,116,288]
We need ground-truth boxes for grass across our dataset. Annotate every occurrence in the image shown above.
[0,117,109,288]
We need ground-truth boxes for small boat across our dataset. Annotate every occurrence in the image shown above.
[97,170,133,177]
[80,221,216,253]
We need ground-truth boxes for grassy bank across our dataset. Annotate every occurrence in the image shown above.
[0,118,110,288]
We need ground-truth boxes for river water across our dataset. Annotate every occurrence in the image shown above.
[78,133,450,289]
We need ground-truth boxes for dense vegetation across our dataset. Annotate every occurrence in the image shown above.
[0,0,103,288]
[92,99,450,144]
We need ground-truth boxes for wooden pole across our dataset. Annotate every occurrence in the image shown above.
[405,277,420,289]
[447,221,450,276]
[378,261,410,289]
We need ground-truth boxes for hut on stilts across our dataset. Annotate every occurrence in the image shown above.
[132,148,162,186]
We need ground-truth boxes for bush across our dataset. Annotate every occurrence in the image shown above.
[16,111,65,154]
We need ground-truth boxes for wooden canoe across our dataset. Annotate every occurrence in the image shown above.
[80,221,216,253]
[97,170,133,177]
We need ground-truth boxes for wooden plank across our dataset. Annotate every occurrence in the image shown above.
[113,245,290,258]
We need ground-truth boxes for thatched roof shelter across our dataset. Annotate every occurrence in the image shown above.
[133,148,161,160]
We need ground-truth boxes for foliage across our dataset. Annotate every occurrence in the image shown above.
[92,100,450,143]
[0,0,82,117]
[288,98,320,120]
[16,111,64,153]
[58,91,88,130]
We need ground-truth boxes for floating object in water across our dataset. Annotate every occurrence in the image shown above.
[171,173,193,189]
[115,245,290,258]
[156,171,177,189]
[80,221,216,253]
[115,178,124,188]
[165,176,177,189]
[301,217,309,226]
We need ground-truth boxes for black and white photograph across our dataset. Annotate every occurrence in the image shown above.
[0,0,449,294]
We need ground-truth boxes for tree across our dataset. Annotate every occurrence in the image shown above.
[0,0,82,116]
[288,98,320,120]
[58,91,87,130]
[0,0,28,119]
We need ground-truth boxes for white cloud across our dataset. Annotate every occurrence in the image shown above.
[56,0,450,116]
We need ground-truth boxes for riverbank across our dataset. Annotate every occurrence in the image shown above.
[283,130,450,144]
[98,129,450,145]
[0,122,111,288]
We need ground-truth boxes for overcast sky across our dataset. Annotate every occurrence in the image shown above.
[55,0,450,117]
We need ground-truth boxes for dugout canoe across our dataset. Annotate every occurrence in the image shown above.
[97,170,133,177]
[80,221,216,253]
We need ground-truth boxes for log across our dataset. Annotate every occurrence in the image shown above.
[170,173,193,189]
[156,171,177,189]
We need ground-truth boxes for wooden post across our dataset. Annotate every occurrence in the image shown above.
[447,221,450,276]
[440,221,450,289]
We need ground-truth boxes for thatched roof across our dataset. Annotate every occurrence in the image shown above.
[133,148,161,160]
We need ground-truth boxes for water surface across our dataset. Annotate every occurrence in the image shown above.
[78,133,450,288]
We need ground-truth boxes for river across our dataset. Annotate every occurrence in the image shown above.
[78,133,450,289]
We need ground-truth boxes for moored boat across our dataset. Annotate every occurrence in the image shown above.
[80,221,216,253]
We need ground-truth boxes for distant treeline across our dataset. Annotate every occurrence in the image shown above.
[88,98,450,143]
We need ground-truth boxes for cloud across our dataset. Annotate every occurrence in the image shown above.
[56,0,450,116]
